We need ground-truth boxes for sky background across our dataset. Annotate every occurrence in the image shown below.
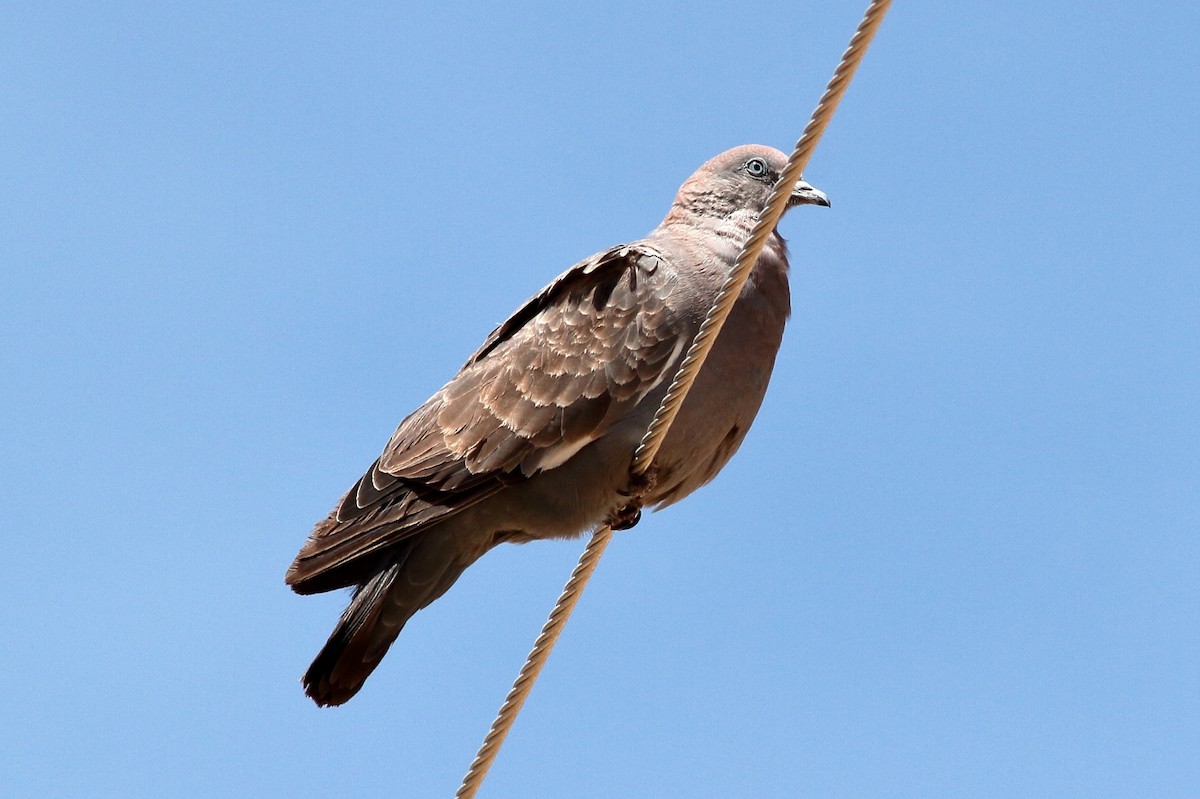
[3,2,1197,797]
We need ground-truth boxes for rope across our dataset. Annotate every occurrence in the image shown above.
[457,2,891,795]
[454,527,612,798]
[632,0,893,474]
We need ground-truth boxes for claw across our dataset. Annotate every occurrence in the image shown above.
[606,466,658,531]
[609,506,642,531]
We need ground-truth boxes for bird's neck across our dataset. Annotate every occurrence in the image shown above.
[659,206,779,253]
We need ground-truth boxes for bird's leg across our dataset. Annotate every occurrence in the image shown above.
[608,466,659,531]
[608,506,641,530]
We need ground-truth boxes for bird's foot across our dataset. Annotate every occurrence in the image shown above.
[608,504,642,531]
[609,466,658,531]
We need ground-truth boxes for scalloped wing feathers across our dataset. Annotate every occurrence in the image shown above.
[285,244,684,592]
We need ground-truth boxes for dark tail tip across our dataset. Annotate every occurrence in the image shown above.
[301,564,405,707]
[303,639,372,707]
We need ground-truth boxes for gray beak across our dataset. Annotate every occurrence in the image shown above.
[789,179,831,208]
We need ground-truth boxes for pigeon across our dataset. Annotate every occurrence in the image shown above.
[286,144,829,706]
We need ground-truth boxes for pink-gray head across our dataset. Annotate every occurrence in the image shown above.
[666,144,830,224]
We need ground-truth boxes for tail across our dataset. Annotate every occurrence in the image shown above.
[301,533,491,706]
[302,562,406,706]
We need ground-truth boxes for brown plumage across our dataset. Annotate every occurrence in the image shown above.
[287,145,829,706]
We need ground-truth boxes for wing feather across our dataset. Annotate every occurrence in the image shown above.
[286,244,685,591]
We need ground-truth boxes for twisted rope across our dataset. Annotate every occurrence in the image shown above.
[457,2,891,795]
[632,0,893,474]
[454,528,612,798]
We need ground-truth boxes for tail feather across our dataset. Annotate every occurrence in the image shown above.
[302,562,405,707]
[301,532,493,706]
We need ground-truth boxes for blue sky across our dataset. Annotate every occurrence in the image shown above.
[3,2,1197,797]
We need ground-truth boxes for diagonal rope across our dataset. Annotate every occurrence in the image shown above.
[453,528,612,798]
[632,0,893,475]
[457,2,892,795]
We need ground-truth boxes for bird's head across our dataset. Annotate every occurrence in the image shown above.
[666,144,830,224]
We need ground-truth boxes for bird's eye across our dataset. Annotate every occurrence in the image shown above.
[745,158,768,177]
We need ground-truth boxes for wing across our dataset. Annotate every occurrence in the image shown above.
[287,243,687,592]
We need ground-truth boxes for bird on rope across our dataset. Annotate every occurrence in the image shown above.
[286,144,829,707]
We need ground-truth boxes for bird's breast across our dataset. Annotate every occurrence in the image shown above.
[646,235,791,507]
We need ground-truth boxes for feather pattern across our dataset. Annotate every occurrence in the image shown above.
[285,244,684,592]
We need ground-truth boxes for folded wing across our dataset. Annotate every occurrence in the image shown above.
[286,244,687,592]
